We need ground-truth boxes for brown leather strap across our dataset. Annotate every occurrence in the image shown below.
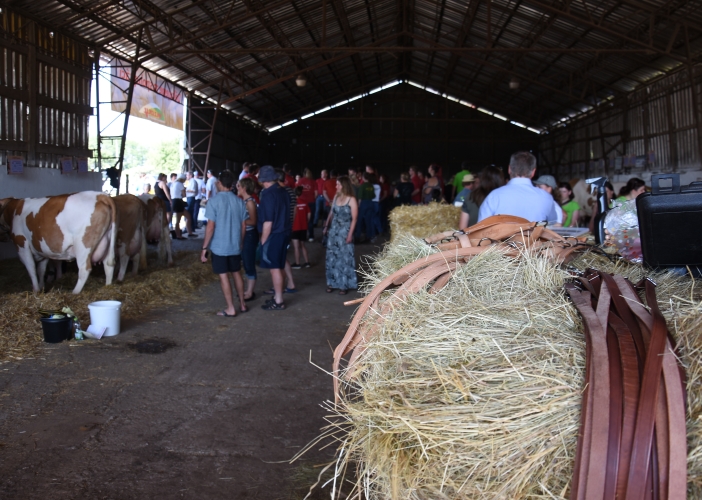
[566,286,610,500]
[624,280,673,500]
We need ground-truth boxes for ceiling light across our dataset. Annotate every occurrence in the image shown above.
[295,74,307,87]
[49,31,54,38]
[509,77,519,90]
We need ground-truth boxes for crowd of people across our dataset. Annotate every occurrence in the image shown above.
[146,154,649,316]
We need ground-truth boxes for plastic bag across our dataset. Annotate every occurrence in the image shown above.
[603,199,642,262]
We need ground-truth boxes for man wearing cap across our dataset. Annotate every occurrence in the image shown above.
[478,151,557,222]
[451,161,472,201]
[533,174,564,226]
[453,173,475,207]
[257,165,291,310]
[200,170,248,317]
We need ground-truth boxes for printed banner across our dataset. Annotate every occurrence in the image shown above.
[111,60,184,131]
[7,156,23,174]
[76,157,89,173]
[60,157,74,174]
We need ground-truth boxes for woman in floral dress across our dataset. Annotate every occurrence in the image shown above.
[323,176,358,295]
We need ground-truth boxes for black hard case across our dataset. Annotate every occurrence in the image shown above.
[636,174,702,266]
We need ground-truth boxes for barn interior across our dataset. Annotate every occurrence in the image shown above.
[1,0,702,498]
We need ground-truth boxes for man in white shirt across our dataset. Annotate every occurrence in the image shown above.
[206,169,219,200]
[185,171,199,228]
[193,170,205,228]
[478,151,557,223]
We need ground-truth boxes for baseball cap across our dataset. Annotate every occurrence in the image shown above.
[534,175,557,190]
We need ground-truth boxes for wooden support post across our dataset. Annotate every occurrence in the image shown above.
[642,90,651,171]
[94,48,102,172]
[665,90,677,171]
[26,22,38,167]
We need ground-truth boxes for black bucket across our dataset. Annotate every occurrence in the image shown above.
[40,316,73,343]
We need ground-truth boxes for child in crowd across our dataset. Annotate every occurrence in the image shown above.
[291,186,311,269]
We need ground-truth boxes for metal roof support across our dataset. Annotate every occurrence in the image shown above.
[187,82,224,175]
[114,29,143,195]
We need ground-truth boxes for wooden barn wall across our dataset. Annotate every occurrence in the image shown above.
[0,8,92,170]
[186,104,267,175]
[539,66,702,182]
[265,85,539,178]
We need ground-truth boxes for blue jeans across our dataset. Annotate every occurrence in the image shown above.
[186,197,196,224]
[372,201,383,235]
[355,199,375,240]
[242,228,259,280]
[314,195,326,227]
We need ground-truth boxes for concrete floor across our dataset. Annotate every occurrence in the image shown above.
[0,234,382,499]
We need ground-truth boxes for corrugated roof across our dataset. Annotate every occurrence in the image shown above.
[6,0,702,130]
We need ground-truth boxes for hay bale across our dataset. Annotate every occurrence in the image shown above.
[323,235,702,499]
[0,253,217,363]
[388,203,460,243]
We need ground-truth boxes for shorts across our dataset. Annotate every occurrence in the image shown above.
[172,198,186,213]
[259,232,288,269]
[211,252,242,274]
[159,197,172,212]
[291,230,306,241]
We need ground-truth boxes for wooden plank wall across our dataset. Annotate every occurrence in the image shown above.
[0,8,92,169]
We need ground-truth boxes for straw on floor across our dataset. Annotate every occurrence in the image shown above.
[307,235,701,499]
[0,253,217,363]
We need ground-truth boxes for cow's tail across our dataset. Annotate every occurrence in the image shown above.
[104,195,118,285]
[139,203,147,270]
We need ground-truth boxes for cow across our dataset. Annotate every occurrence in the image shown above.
[138,194,173,266]
[0,191,118,294]
[113,194,148,281]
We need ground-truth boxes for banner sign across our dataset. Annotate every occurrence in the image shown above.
[111,59,184,131]
[60,157,74,174]
[76,157,89,173]
[7,156,23,174]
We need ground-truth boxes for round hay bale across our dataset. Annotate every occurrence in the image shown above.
[324,236,702,499]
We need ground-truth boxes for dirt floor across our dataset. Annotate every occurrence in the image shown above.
[0,228,384,499]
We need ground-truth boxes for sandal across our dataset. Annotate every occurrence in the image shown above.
[326,287,334,293]
[261,300,285,311]
[338,289,348,295]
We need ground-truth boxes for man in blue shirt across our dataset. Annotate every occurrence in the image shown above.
[200,170,248,317]
[478,151,557,222]
[257,165,290,310]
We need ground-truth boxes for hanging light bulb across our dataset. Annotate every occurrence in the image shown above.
[509,77,519,90]
[295,74,307,87]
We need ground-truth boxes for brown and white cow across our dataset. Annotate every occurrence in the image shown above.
[138,194,173,265]
[0,191,118,294]
[113,194,148,281]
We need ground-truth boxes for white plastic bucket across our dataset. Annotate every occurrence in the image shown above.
[88,300,122,337]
